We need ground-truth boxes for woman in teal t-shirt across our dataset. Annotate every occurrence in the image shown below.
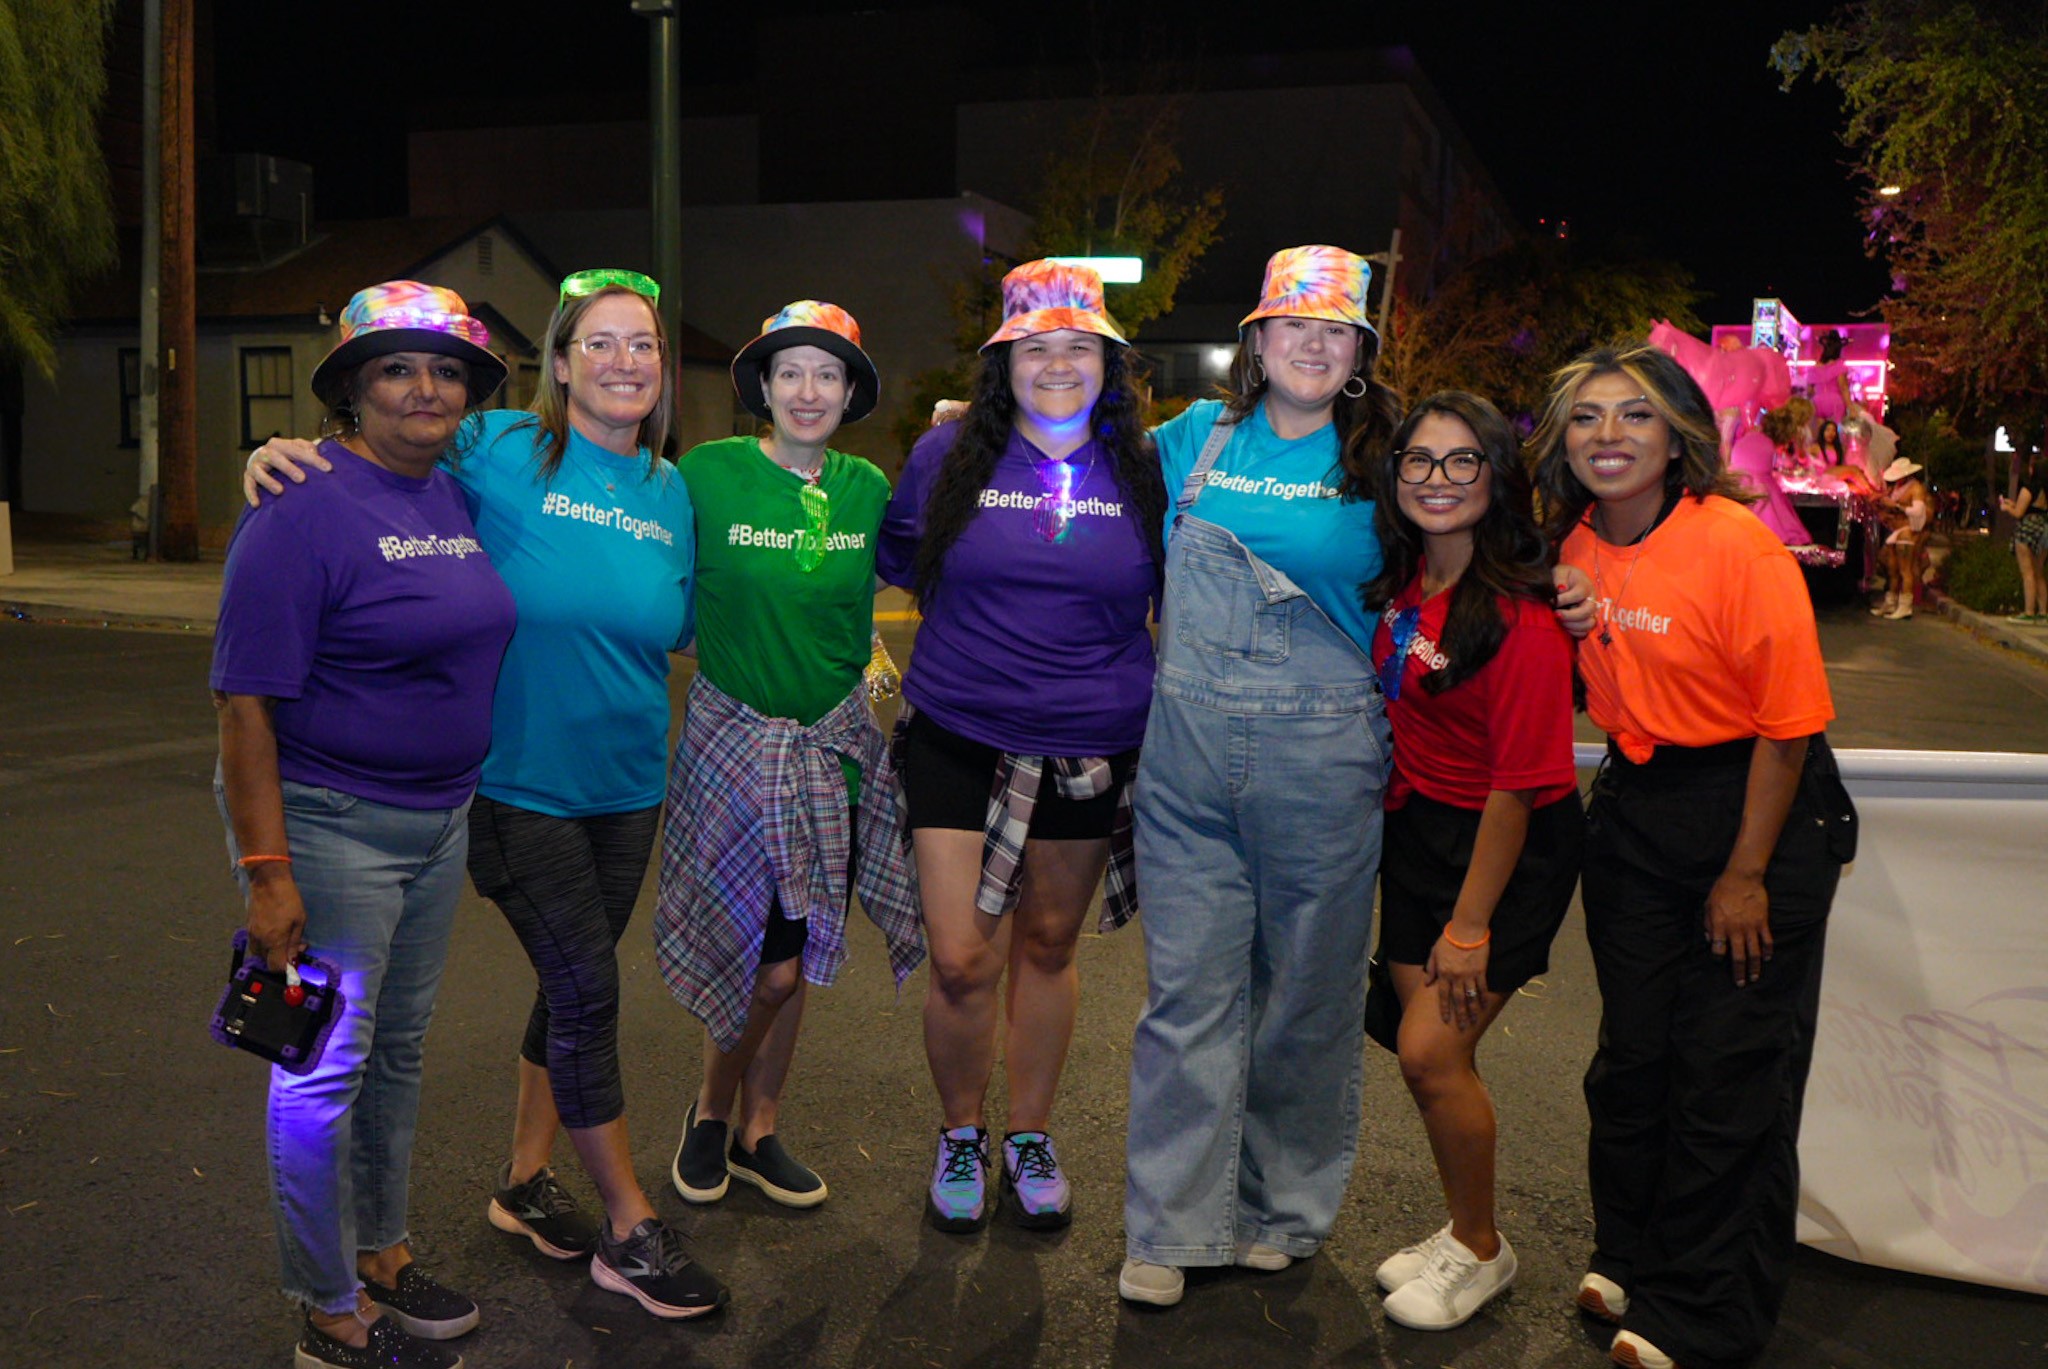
[656,303,925,1220]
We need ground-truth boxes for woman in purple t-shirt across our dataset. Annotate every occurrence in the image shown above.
[877,260,1166,1235]
[213,282,517,1369]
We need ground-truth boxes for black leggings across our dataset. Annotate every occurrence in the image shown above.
[466,795,660,1130]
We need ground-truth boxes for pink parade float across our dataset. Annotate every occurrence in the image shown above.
[1647,300,1896,577]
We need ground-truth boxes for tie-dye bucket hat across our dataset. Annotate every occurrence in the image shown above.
[1239,245,1377,341]
[311,280,506,407]
[732,300,881,423]
[980,259,1129,352]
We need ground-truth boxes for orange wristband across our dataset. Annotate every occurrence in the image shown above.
[1442,925,1491,950]
[236,854,291,868]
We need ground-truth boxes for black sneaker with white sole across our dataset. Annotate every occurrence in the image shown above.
[359,1263,480,1340]
[488,1163,601,1259]
[727,1133,828,1208]
[671,1101,730,1204]
[591,1217,729,1319]
[295,1314,462,1369]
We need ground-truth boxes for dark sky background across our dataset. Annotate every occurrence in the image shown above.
[208,0,1889,328]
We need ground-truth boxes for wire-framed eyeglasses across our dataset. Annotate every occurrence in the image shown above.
[571,334,664,363]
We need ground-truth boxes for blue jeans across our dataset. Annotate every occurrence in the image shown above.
[1125,515,1390,1266]
[217,776,470,1314]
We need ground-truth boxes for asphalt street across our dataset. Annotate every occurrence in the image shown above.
[2,607,2044,1367]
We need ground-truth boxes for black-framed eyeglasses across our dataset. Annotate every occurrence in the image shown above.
[1394,448,1486,485]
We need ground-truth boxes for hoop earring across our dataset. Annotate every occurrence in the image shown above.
[1341,373,1368,399]
[320,403,360,440]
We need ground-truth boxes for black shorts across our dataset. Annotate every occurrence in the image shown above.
[898,709,1137,842]
[758,807,856,966]
[1376,789,1586,994]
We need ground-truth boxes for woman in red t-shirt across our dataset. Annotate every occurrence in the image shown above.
[1362,392,1584,1332]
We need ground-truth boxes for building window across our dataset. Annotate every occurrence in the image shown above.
[240,347,295,446]
[118,348,143,447]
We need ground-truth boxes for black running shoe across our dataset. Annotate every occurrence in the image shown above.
[671,1101,730,1204]
[295,1314,462,1369]
[591,1217,729,1319]
[488,1164,601,1259]
[359,1263,480,1340]
[728,1133,828,1208]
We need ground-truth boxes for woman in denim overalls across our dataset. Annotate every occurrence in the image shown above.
[1120,246,1404,1306]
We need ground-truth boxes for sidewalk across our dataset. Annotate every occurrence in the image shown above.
[1923,587,2048,666]
[0,535,225,632]
[0,532,923,632]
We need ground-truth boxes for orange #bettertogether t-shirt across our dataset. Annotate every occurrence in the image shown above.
[1560,495,1834,763]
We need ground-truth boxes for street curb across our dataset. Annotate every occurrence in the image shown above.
[2,599,214,634]
[1928,591,2048,667]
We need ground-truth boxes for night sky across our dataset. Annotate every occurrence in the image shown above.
[208,0,1888,327]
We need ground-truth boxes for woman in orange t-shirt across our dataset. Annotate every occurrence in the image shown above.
[1530,345,1854,1369]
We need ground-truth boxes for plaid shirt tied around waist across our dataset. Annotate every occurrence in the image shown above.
[655,675,925,1051]
[891,702,1138,933]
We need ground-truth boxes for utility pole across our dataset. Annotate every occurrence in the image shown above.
[634,0,684,449]
[139,0,162,558]
[155,0,199,561]
[1370,227,1402,345]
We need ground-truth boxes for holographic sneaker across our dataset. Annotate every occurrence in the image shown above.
[1001,1130,1072,1230]
[926,1124,993,1234]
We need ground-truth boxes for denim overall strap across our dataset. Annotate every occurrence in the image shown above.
[1174,411,1238,518]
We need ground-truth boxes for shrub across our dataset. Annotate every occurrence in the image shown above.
[1940,531,2024,614]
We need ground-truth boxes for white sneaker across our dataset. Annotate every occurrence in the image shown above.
[1380,1231,1516,1331]
[1885,603,1914,619]
[1233,1240,1293,1271]
[1869,597,1896,616]
[1118,1258,1184,1307]
[1374,1222,1450,1293]
[1577,1270,1630,1323]
[1610,1328,1677,1368]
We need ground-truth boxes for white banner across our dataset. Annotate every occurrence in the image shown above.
[1798,750,2048,1296]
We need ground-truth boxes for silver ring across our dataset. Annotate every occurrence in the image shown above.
[1464,988,1479,998]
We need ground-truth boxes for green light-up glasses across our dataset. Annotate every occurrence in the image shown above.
[794,482,830,572]
[559,268,661,306]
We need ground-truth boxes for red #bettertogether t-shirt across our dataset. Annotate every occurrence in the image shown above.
[1369,576,1579,811]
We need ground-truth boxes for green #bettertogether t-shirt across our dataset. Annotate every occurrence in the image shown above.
[679,436,888,796]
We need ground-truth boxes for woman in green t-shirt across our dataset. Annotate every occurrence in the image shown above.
[656,302,925,1215]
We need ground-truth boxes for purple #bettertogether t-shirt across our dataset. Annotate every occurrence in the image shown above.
[878,425,1157,756]
[212,441,517,808]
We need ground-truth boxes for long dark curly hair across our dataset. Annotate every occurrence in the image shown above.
[1364,392,1554,695]
[1218,320,1402,503]
[910,341,1164,606]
